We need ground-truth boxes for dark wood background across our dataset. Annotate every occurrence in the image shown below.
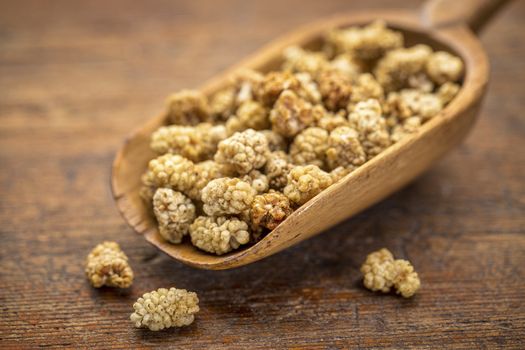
[1,0,524,348]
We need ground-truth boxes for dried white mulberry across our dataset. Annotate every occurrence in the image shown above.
[325,20,403,60]
[260,130,287,152]
[374,44,432,92]
[269,90,322,137]
[150,123,226,162]
[385,89,443,122]
[282,46,330,77]
[166,90,210,125]
[214,129,269,174]
[153,188,196,244]
[251,191,293,230]
[426,51,464,85]
[360,248,421,298]
[210,86,236,120]
[85,241,133,288]
[289,127,329,167]
[348,99,391,158]
[283,165,333,205]
[130,287,199,331]
[326,126,366,170]
[187,160,227,201]
[316,69,353,111]
[189,216,250,255]
[225,100,270,135]
[141,154,196,195]
[265,151,294,191]
[201,177,256,216]
[241,170,270,194]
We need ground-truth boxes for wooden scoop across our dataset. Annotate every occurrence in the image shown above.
[112,0,509,270]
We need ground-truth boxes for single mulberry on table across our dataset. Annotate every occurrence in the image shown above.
[360,248,421,298]
[85,241,134,288]
[141,21,463,255]
[130,287,199,331]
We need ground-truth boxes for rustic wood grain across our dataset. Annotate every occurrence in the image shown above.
[0,0,524,348]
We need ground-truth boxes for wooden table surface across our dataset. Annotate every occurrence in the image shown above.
[1,0,524,348]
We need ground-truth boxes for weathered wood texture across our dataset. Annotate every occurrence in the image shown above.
[0,0,523,348]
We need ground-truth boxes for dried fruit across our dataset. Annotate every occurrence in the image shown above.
[166,90,210,125]
[283,165,333,205]
[360,248,421,298]
[316,69,353,111]
[264,151,294,191]
[141,154,196,196]
[374,44,432,92]
[150,123,226,162]
[270,90,321,137]
[189,216,251,255]
[326,20,403,60]
[225,100,270,135]
[215,129,270,175]
[326,126,366,170]
[130,287,199,331]
[141,22,463,256]
[153,188,196,244]
[251,191,293,230]
[241,170,270,194]
[426,51,464,85]
[85,242,133,288]
[282,46,330,77]
[348,99,391,158]
[201,177,256,216]
[290,127,329,167]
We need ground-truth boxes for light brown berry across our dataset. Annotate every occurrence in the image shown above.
[283,165,333,205]
[289,127,329,167]
[325,20,403,60]
[360,248,421,298]
[214,129,270,174]
[130,287,199,331]
[201,177,256,216]
[374,44,432,92]
[348,99,391,158]
[269,90,321,137]
[189,216,250,255]
[251,191,293,230]
[150,123,226,162]
[326,126,366,170]
[85,241,133,288]
[264,151,294,191]
[153,188,196,244]
[426,51,464,85]
[165,90,210,125]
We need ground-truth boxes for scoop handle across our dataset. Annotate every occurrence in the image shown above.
[421,0,512,33]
